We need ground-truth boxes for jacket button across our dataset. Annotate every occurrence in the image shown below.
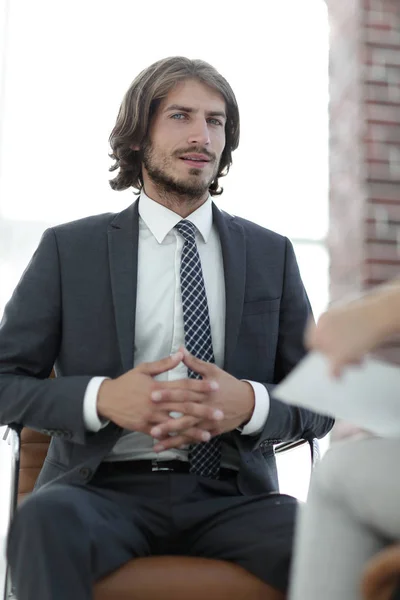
[79,467,92,479]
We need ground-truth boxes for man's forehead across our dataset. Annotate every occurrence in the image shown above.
[161,80,226,112]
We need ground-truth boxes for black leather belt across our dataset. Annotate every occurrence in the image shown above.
[99,459,237,479]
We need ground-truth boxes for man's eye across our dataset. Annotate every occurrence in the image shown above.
[208,118,223,126]
[171,113,186,120]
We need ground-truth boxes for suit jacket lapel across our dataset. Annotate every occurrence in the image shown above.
[108,200,139,373]
[212,204,246,373]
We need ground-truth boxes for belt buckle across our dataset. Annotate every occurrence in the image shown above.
[151,460,173,472]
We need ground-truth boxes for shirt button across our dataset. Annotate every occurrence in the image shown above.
[79,467,92,479]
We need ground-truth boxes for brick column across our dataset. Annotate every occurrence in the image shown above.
[327,0,400,364]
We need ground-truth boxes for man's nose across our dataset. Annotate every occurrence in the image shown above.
[187,119,211,146]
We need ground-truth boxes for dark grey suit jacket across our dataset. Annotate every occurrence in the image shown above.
[0,200,333,495]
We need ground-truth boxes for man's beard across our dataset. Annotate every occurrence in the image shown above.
[142,141,218,201]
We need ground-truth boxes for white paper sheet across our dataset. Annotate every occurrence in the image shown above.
[274,352,400,437]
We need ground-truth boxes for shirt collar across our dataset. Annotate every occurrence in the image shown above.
[138,190,213,244]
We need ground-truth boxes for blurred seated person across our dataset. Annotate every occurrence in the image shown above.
[289,279,400,600]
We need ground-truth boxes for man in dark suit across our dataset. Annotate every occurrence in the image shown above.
[0,56,333,600]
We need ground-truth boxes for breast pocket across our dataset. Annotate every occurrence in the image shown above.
[242,298,280,316]
[240,298,280,342]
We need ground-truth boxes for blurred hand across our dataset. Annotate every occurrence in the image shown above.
[305,299,382,377]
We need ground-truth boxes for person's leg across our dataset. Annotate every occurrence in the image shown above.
[173,473,298,593]
[7,473,172,600]
[289,438,400,600]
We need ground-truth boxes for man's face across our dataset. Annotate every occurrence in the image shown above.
[142,79,227,200]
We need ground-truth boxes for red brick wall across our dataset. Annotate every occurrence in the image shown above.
[328,0,400,363]
[328,0,366,302]
[364,1,400,288]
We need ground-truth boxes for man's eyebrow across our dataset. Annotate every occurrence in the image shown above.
[164,104,227,119]
[207,110,227,120]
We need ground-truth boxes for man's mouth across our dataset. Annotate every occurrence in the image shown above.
[179,154,211,168]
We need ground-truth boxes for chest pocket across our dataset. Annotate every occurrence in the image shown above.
[242,298,280,316]
[240,298,280,342]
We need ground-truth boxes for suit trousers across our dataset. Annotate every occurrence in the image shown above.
[289,438,400,600]
[7,461,297,600]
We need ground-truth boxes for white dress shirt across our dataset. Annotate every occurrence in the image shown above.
[83,192,270,468]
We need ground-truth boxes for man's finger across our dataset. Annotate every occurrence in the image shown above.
[152,378,219,395]
[150,406,223,437]
[151,415,199,436]
[163,401,223,422]
[153,435,189,452]
[151,388,216,404]
[181,348,216,376]
[155,425,220,444]
[147,411,177,425]
[173,426,220,442]
[138,352,183,376]
[153,429,211,453]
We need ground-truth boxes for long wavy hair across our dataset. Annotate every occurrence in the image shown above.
[108,57,240,196]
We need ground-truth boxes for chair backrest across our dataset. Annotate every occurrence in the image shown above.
[18,428,50,503]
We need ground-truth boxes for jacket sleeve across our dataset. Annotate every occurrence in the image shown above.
[250,238,334,449]
[0,228,92,444]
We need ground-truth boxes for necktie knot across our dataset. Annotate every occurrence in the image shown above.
[175,220,196,242]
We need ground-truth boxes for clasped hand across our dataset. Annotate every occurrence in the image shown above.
[97,348,255,451]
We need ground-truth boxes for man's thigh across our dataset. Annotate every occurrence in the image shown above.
[8,478,169,581]
[178,479,298,592]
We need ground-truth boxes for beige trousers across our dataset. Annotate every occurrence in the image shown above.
[289,438,400,600]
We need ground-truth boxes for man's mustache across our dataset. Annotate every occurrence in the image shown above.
[175,148,216,162]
